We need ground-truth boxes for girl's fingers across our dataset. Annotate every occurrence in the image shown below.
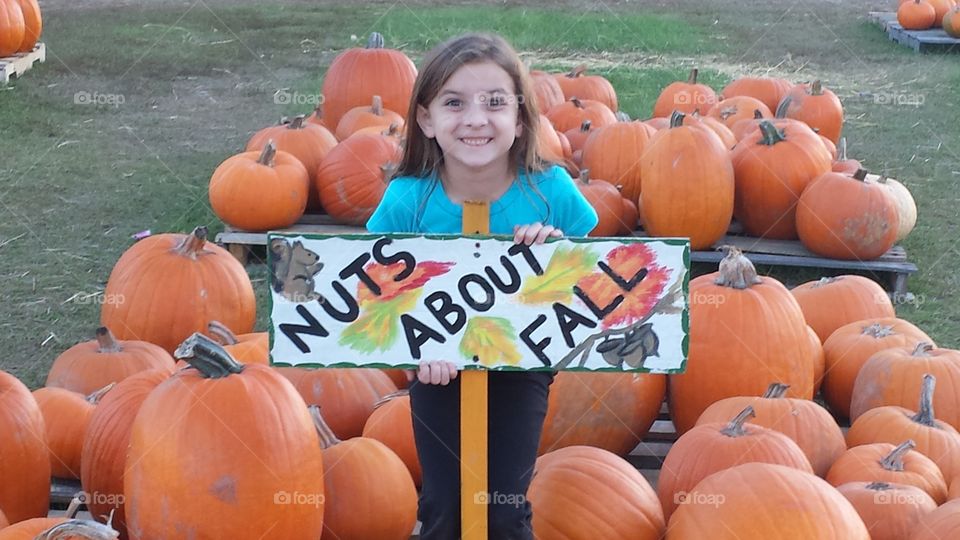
[417,361,460,385]
[522,223,542,245]
[534,225,556,245]
[513,224,529,244]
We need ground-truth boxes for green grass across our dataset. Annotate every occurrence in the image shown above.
[1,1,959,388]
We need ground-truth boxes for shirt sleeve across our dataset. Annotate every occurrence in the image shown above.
[366,179,414,233]
[549,167,598,237]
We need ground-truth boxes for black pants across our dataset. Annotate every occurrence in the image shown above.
[410,371,553,540]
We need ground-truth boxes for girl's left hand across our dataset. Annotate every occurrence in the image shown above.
[514,223,563,245]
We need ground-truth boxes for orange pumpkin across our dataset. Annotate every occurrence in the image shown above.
[852,343,960,429]
[666,463,870,539]
[529,446,665,539]
[0,518,70,540]
[668,248,815,434]
[563,120,593,162]
[81,369,170,540]
[797,169,900,260]
[101,226,256,354]
[639,111,735,250]
[320,32,416,133]
[536,114,565,163]
[868,173,918,242]
[580,120,655,203]
[652,68,718,117]
[910,498,960,539]
[305,102,329,130]
[0,370,50,522]
[46,327,174,395]
[706,96,772,129]
[530,69,565,113]
[206,321,268,365]
[124,334,325,539]
[546,97,617,133]
[315,131,400,226]
[13,0,39,52]
[790,275,895,343]
[720,76,793,112]
[927,0,956,25]
[539,371,666,457]
[778,80,844,144]
[679,112,737,149]
[335,95,405,141]
[285,367,397,439]
[619,196,639,235]
[847,374,960,480]
[644,117,670,131]
[826,441,948,504]
[899,0,938,28]
[944,6,960,37]
[837,482,936,540]
[809,326,826,392]
[696,383,845,477]
[362,391,420,487]
[730,119,833,239]
[0,0,24,57]
[553,64,618,112]
[33,384,112,479]
[821,317,932,419]
[570,169,621,237]
[659,406,813,519]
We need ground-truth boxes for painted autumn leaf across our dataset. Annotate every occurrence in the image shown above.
[357,260,453,306]
[517,245,599,305]
[339,290,420,353]
[576,243,671,328]
[459,317,521,366]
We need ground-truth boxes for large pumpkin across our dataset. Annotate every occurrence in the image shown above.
[530,70,565,113]
[124,334,325,539]
[705,96,772,129]
[0,0,24,57]
[546,97,617,133]
[899,0,938,29]
[580,119,655,203]
[538,371,666,457]
[81,369,170,540]
[826,440,948,504]
[666,463,869,539]
[13,0,39,52]
[574,169,624,237]
[696,383,845,477]
[659,406,813,519]
[639,111,734,250]
[315,132,401,226]
[720,76,793,112]
[778,80,844,143]
[335,95,405,141]
[320,32,416,133]
[668,248,814,434]
[33,385,112,480]
[0,370,50,522]
[529,446,665,539]
[312,407,417,540]
[867,172,918,242]
[837,482,936,540]
[790,276,895,343]
[730,119,833,239]
[284,367,397,439]
[362,391,420,487]
[553,64,618,112]
[46,327,174,395]
[652,68,718,117]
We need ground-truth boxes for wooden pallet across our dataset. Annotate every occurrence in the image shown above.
[868,12,960,52]
[1,42,46,84]
[215,214,918,295]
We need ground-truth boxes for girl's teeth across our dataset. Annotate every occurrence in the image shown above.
[462,138,491,146]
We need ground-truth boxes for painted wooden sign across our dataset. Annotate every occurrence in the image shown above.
[268,233,689,373]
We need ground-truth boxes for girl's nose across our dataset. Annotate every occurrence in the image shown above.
[463,101,489,127]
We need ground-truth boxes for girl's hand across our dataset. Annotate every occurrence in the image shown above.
[514,223,563,245]
[407,360,459,385]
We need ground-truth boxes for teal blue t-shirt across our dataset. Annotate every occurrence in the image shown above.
[366,165,599,236]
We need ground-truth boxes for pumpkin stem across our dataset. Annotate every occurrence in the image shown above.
[311,102,324,121]
[861,323,895,339]
[720,406,756,437]
[852,168,868,181]
[810,80,824,96]
[752,109,763,120]
[85,383,116,405]
[570,97,583,109]
[615,111,632,122]
[207,321,240,346]
[580,120,592,132]
[762,382,790,399]
[172,227,208,259]
[714,246,762,289]
[371,95,383,116]
[775,96,791,118]
[374,389,410,409]
[865,482,892,491]
[669,110,686,128]
[309,405,342,448]
[578,169,590,184]
[366,32,385,49]
[687,68,699,84]
[879,440,917,472]
[34,520,120,540]
[287,115,306,130]
[65,495,83,519]
[912,342,935,356]
[174,333,244,378]
[911,374,938,427]
[811,276,839,288]
[757,120,787,146]
[384,122,400,137]
[567,64,587,78]
[838,137,848,161]
[258,141,277,167]
[94,327,123,353]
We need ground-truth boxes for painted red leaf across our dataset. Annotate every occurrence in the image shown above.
[576,244,671,328]
[357,260,454,305]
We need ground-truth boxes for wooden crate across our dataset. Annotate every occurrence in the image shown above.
[1,42,46,84]
[868,12,960,53]
[215,215,918,295]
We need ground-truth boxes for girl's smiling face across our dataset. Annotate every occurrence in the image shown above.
[416,60,523,174]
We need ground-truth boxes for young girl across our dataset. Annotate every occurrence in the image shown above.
[366,33,599,539]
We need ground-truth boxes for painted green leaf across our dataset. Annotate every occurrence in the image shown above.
[518,245,599,305]
[459,317,521,366]
[339,290,421,353]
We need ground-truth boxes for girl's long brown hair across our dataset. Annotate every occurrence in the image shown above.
[395,33,545,179]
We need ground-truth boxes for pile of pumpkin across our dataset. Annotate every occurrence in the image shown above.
[898,0,960,35]
[0,0,41,57]
[209,33,917,262]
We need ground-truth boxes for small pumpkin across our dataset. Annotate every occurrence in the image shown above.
[652,68,718,117]
[705,96,772,129]
[553,64,618,112]
[362,391,420,487]
[836,482,936,540]
[777,80,844,143]
[536,115,565,163]
[866,172,918,242]
[899,0,938,29]
[790,275,895,343]
[335,95,405,141]
[206,321,269,365]
[826,440,948,504]
[574,169,625,237]
[0,0,24,57]
[315,131,401,226]
[928,0,957,25]
[563,120,593,162]
[33,384,113,479]
[619,196,639,235]
[580,119,655,203]
[944,6,960,37]
[13,0,40,52]
[0,370,50,522]
[720,76,793,112]
[530,69,565,113]
[285,367,397,439]
[546,97,617,133]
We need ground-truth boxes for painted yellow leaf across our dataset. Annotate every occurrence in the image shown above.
[459,317,521,367]
[339,290,421,353]
[517,245,599,305]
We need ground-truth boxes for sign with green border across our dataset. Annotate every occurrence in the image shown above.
[268,233,689,373]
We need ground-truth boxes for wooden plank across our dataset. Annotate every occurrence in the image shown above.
[0,42,46,84]
[868,11,960,52]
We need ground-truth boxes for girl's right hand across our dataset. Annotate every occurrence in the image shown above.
[407,360,459,385]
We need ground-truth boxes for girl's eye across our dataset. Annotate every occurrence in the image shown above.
[444,99,462,108]
[487,96,507,107]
